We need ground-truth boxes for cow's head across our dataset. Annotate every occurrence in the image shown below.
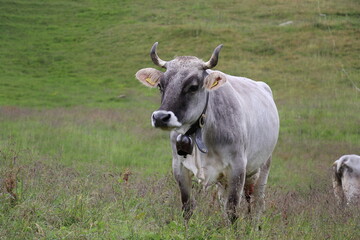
[136,42,226,132]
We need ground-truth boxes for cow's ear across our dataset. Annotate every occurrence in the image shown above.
[135,68,163,88]
[204,72,227,90]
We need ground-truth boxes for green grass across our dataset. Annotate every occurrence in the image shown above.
[0,107,172,175]
[0,0,359,238]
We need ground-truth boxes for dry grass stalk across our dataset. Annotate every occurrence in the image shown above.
[4,168,20,205]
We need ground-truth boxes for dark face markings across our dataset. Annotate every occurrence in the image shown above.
[182,75,201,94]
[157,69,206,123]
[158,75,166,103]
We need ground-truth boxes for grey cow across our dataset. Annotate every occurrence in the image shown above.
[136,43,279,223]
[333,154,360,206]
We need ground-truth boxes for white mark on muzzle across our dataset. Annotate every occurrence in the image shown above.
[151,110,182,128]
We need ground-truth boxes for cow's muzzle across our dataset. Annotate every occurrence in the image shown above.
[151,110,181,129]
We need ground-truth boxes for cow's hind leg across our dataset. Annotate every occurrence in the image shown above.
[244,171,259,214]
[252,155,272,225]
[173,161,194,221]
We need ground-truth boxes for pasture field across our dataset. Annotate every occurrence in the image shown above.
[0,0,359,239]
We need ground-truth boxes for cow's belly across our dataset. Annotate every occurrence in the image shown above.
[181,144,274,187]
[182,148,227,186]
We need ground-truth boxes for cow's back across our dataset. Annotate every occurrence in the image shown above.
[206,71,279,172]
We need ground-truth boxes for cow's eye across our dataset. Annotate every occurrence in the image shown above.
[188,85,199,93]
[158,84,163,93]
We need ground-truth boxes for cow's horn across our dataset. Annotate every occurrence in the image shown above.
[204,44,223,69]
[150,42,167,68]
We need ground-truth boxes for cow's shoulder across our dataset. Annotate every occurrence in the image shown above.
[218,73,274,100]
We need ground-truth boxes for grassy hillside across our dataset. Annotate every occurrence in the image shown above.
[0,0,359,238]
[1,0,359,107]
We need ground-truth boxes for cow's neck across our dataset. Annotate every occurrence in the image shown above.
[175,92,209,157]
[186,92,209,153]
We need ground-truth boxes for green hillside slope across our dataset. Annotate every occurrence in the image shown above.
[1,0,359,107]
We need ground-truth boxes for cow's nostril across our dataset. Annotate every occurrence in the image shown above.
[162,114,171,122]
[152,111,173,127]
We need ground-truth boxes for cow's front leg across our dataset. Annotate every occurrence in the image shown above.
[173,159,194,220]
[226,166,246,224]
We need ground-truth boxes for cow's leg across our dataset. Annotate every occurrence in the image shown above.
[216,182,227,215]
[226,165,246,224]
[252,155,272,224]
[173,160,194,221]
[244,171,259,214]
[170,131,195,220]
